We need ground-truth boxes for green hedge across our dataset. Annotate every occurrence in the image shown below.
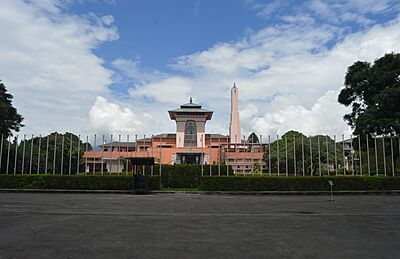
[200,176,400,191]
[143,164,233,188]
[0,174,161,190]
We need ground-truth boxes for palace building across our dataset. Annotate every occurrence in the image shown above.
[84,84,267,174]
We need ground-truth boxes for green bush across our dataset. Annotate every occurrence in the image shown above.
[0,174,161,190]
[143,164,233,188]
[200,176,400,191]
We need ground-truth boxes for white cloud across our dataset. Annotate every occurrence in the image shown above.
[0,0,118,135]
[89,96,148,136]
[129,77,193,104]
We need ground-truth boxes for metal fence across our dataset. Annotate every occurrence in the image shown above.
[0,133,399,177]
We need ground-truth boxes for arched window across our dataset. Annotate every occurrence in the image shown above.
[184,120,197,147]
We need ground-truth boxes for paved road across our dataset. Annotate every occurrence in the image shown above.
[0,193,399,259]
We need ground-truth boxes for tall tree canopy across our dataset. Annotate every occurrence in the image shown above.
[338,53,400,136]
[0,81,23,137]
[247,132,260,143]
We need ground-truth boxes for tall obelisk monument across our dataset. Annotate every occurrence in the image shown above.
[229,83,241,144]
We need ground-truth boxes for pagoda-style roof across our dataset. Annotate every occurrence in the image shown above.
[168,98,213,120]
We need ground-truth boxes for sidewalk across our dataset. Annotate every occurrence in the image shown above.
[1,188,399,195]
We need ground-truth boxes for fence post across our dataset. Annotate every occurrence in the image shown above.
[293,135,296,176]
[69,133,72,175]
[326,136,329,176]
[391,135,394,176]
[6,136,11,174]
[118,134,121,175]
[29,135,33,174]
[37,135,41,174]
[374,136,378,175]
[77,135,81,175]
[22,135,26,174]
[302,135,305,176]
[13,135,18,175]
[334,135,337,176]
[277,135,280,176]
[310,136,313,176]
[366,134,370,176]
[0,134,3,173]
[126,135,129,175]
[383,137,386,176]
[268,135,271,176]
[358,135,362,176]
[45,135,49,174]
[350,135,354,175]
[53,134,57,175]
[318,135,321,176]
[285,135,288,177]
[61,135,64,175]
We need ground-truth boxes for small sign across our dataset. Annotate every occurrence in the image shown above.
[328,180,334,186]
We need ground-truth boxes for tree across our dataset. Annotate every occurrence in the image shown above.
[338,53,400,136]
[0,81,24,137]
[265,131,345,176]
[247,132,260,143]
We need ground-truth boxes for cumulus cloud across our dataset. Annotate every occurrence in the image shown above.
[0,0,117,134]
[89,96,150,136]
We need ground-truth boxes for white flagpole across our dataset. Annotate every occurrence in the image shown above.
[85,135,88,175]
[302,135,305,176]
[285,135,288,177]
[366,134,370,176]
[326,136,329,176]
[92,134,96,175]
[126,135,129,175]
[118,134,121,174]
[77,135,81,175]
[13,135,18,174]
[151,134,154,176]
[69,133,72,175]
[29,135,34,174]
[22,135,26,174]
[358,135,362,176]
[342,134,345,175]
[6,136,11,174]
[243,135,246,175]
[210,135,212,176]
[374,136,378,175]
[61,135,64,175]
[317,135,321,176]
[218,136,221,176]
[293,135,296,177]
[350,135,354,175]
[310,136,313,176]
[0,134,3,173]
[334,135,337,176]
[110,134,113,174]
[382,136,386,176]
[391,135,394,176]
[37,135,41,174]
[277,135,280,176]
[53,134,57,175]
[268,135,271,176]
[45,135,49,174]
[101,135,104,175]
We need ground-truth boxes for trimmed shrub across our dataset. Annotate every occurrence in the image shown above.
[0,174,161,190]
[200,176,400,191]
[143,164,233,188]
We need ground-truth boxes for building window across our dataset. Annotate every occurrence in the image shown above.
[184,120,197,147]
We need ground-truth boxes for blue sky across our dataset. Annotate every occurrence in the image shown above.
[1,0,400,137]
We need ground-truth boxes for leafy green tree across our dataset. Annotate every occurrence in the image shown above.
[247,132,260,143]
[265,131,345,176]
[338,53,400,136]
[0,132,89,174]
[0,81,23,137]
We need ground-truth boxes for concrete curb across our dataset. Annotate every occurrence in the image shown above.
[1,189,400,195]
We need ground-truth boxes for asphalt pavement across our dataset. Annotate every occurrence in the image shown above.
[0,193,399,258]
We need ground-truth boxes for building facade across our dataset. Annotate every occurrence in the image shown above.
[84,84,267,174]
